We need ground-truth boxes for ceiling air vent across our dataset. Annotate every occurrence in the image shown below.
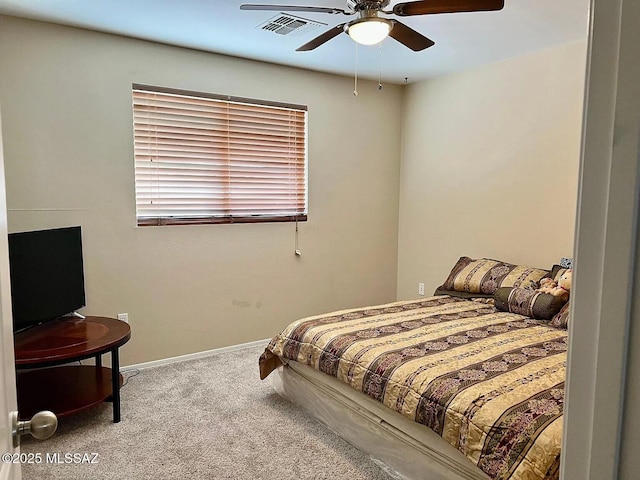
[258,14,326,37]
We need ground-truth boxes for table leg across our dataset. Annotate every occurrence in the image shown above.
[111,348,121,423]
[96,355,102,368]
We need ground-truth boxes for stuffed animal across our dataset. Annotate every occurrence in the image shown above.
[537,277,556,293]
[557,269,572,300]
[536,270,572,302]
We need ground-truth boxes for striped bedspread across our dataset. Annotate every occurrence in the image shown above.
[259,295,566,480]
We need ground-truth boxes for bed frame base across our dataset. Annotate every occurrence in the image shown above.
[271,362,489,480]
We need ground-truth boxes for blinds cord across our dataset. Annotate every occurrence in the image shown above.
[295,216,301,256]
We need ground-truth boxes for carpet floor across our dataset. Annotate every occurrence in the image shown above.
[20,345,393,480]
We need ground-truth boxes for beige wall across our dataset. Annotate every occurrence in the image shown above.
[396,41,587,299]
[0,15,588,366]
[0,16,403,365]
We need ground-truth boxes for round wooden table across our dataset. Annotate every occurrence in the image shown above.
[14,316,131,423]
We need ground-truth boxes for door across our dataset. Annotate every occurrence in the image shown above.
[0,106,20,480]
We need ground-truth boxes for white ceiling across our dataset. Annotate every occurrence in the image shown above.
[0,0,589,84]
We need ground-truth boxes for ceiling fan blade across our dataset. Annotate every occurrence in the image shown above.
[296,24,346,51]
[388,21,435,51]
[240,4,350,15]
[393,0,504,16]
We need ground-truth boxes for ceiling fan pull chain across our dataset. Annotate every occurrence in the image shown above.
[353,42,359,96]
[378,42,383,91]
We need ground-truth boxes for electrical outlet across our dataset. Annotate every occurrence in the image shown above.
[117,313,129,323]
[418,283,425,296]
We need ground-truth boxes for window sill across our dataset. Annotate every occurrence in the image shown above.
[137,215,308,227]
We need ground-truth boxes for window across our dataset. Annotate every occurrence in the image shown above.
[132,84,307,226]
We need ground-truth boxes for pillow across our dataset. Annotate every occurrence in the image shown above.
[494,287,567,320]
[560,257,573,269]
[438,256,550,296]
[550,302,570,329]
[550,264,570,283]
[433,288,493,299]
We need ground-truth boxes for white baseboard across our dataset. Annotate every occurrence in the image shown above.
[123,338,270,371]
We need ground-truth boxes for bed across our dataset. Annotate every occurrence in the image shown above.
[259,257,570,480]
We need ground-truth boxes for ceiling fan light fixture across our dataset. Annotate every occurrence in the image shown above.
[347,18,392,46]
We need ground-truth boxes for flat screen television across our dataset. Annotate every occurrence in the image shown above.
[8,226,86,333]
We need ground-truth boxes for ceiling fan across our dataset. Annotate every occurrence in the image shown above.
[240,0,505,52]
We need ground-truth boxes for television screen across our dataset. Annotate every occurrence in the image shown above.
[8,226,86,332]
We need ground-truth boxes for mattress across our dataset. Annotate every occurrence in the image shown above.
[260,295,566,480]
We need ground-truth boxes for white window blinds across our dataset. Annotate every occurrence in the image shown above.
[132,85,307,226]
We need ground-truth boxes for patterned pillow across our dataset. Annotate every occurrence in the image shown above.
[433,288,493,299]
[494,287,567,320]
[551,302,570,329]
[438,256,550,295]
[560,257,573,268]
